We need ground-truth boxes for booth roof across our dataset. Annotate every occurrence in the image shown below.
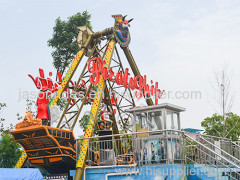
[125,103,186,113]
[183,128,204,132]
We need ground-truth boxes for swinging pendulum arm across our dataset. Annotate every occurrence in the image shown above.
[57,43,97,129]
[49,35,92,108]
[74,39,116,180]
[122,47,154,106]
[122,47,164,137]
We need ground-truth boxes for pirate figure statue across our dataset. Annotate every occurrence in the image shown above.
[112,14,133,47]
[29,69,58,126]
[37,88,57,125]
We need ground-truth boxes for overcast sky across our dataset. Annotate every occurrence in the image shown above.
[1,0,240,136]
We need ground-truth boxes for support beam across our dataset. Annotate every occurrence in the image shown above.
[104,86,123,153]
[74,39,116,180]
[57,44,96,128]
[70,84,92,131]
[49,35,92,108]
[92,28,113,38]
[122,47,154,106]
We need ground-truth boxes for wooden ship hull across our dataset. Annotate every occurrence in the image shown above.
[10,126,76,174]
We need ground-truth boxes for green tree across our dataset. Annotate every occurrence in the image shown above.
[0,131,22,168]
[79,113,100,134]
[0,102,22,167]
[209,65,234,138]
[201,112,240,141]
[48,96,67,111]
[0,102,14,132]
[48,11,92,77]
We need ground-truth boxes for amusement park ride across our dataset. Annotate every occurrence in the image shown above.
[9,15,240,180]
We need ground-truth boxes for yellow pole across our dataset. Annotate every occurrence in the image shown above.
[74,39,116,180]
[49,35,92,108]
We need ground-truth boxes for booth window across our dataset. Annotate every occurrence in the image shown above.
[173,112,179,130]
[136,112,148,130]
[148,111,163,131]
[166,110,180,130]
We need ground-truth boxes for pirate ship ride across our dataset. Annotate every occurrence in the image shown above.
[10,14,240,180]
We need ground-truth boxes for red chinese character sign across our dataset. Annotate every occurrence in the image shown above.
[28,69,87,125]
[87,57,164,105]
[28,68,118,126]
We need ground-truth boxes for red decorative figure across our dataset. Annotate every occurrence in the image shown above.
[37,89,57,125]
[29,69,58,126]
[100,104,111,121]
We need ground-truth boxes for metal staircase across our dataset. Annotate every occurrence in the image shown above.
[184,134,240,179]
[200,134,240,162]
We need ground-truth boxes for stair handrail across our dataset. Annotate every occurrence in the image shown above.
[184,134,240,169]
[232,141,240,149]
[200,133,231,141]
[185,143,238,179]
[197,135,240,164]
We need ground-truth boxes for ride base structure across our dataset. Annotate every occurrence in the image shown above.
[10,15,240,180]
[11,126,76,174]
